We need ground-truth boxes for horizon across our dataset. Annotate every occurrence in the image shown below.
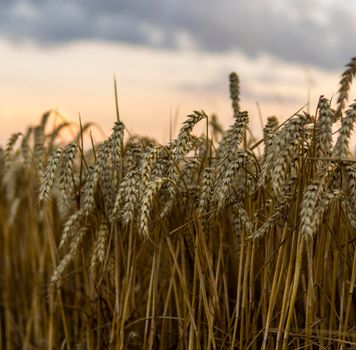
[0,0,355,150]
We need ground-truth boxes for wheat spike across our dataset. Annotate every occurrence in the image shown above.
[58,209,85,250]
[140,177,165,240]
[214,150,252,210]
[271,113,311,195]
[174,110,206,160]
[5,132,22,168]
[39,148,63,202]
[59,142,78,203]
[90,222,109,273]
[198,167,214,214]
[109,120,124,174]
[333,102,356,159]
[335,57,356,120]
[229,72,240,116]
[140,144,160,191]
[316,96,334,158]
[51,227,87,287]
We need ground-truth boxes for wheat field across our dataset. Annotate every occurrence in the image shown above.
[0,58,355,349]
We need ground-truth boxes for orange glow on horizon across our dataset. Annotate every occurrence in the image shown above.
[0,39,354,150]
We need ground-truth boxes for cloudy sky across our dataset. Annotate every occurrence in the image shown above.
[0,0,355,145]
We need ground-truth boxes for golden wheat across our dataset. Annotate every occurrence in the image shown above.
[0,58,355,349]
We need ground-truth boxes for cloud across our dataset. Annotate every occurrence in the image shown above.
[0,0,355,69]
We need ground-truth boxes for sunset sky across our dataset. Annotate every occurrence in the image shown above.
[0,0,355,147]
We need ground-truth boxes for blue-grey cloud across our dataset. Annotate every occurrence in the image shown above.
[0,0,355,69]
